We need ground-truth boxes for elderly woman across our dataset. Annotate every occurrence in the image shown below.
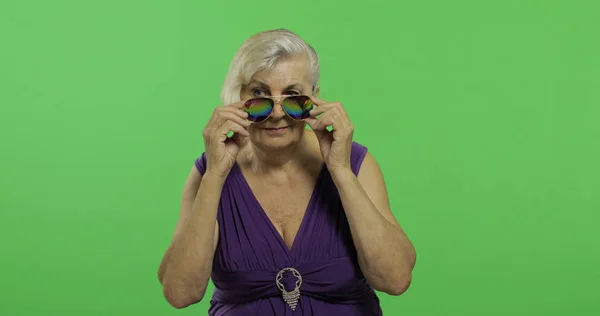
[158,29,416,315]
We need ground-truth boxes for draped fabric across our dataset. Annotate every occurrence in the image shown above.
[194,142,382,316]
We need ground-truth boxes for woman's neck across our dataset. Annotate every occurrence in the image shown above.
[241,132,316,175]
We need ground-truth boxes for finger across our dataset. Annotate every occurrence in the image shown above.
[225,101,245,110]
[218,120,250,138]
[310,112,334,131]
[217,111,251,129]
[309,106,328,117]
[207,107,220,129]
[304,117,319,130]
[230,131,247,146]
[316,110,348,132]
[312,126,329,140]
[208,105,247,129]
[329,106,350,129]
[219,105,249,119]
[308,101,341,117]
[310,96,328,106]
[304,117,329,139]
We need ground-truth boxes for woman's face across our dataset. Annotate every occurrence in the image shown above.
[240,55,316,151]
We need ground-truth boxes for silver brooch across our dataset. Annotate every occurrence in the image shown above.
[275,267,302,311]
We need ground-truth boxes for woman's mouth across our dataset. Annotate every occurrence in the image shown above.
[263,126,288,135]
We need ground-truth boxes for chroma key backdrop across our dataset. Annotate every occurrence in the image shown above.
[1,0,598,315]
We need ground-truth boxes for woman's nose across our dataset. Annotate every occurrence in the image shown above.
[270,98,286,119]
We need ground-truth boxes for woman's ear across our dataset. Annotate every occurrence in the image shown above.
[313,85,320,97]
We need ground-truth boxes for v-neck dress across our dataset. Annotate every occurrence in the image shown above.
[194,142,382,316]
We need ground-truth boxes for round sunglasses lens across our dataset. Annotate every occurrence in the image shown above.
[243,98,273,122]
[282,96,314,120]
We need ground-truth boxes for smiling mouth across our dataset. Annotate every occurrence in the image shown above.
[264,127,288,130]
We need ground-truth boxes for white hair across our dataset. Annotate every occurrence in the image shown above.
[220,29,320,105]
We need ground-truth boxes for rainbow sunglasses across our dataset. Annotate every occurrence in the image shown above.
[242,95,315,123]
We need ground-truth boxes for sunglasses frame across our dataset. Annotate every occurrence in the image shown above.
[242,95,315,123]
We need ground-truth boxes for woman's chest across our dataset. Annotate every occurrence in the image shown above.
[254,185,314,247]
[245,176,316,250]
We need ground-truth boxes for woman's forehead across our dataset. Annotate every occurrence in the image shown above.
[247,79,305,91]
[250,61,311,89]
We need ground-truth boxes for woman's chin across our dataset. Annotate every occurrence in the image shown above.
[256,138,293,150]
[251,130,303,150]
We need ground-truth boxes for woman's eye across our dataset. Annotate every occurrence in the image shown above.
[286,90,300,96]
[252,89,267,97]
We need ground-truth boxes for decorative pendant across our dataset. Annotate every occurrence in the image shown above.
[276,267,303,311]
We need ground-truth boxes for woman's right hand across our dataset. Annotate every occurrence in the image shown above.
[202,101,251,178]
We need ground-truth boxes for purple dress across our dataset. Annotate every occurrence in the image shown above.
[194,142,383,316]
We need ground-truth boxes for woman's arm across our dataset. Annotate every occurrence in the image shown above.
[330,152,416,295]
[158,166,223,308]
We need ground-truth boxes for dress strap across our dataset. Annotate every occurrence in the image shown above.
[350,142,369,176]
[194,152,207,175]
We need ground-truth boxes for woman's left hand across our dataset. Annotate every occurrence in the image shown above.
[304,97,354,174]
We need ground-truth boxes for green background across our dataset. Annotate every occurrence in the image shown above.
[1,0,598,315]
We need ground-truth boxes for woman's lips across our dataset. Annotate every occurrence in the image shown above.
[263,126,288,135]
